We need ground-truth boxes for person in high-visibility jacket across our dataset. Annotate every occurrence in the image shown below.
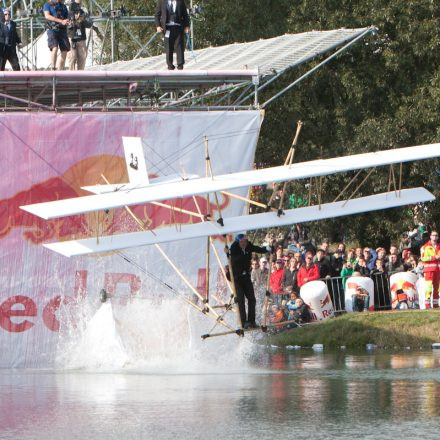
[420,231,440,308]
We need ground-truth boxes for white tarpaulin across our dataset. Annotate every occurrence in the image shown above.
[0,110,263,368]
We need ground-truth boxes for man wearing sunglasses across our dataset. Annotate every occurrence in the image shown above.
[420,231,440,308]
[0,9,21,71]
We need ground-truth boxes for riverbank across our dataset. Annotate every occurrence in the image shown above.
[268,310,440,349]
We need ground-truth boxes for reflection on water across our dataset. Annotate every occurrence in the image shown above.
[1,351,440,440]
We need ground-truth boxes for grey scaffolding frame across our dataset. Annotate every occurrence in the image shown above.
[0,26,377,111]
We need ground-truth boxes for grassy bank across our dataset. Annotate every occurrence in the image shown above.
[269,310,440,349]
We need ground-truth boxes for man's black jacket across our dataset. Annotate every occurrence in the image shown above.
[3,20,21,47]
[155,0,190,30]
[229,241,267,279]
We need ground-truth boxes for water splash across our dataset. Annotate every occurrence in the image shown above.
[56,296,259,373]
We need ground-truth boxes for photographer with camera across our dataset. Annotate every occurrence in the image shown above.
[43,0,71,70]
[67,0,92,70]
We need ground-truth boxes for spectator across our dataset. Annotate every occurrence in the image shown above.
[371,258,387,275]
[287,240,301,253]
[332,249,345,277]
[293,251,303,265]
[282,257,298,292]
[286,309,299,328]
[363,247,377,271]
[354,247,363,264]
[355,257,370,277]
[340,261,354,289]
[43,0,71,70]
[385,254,404,273]
[389,244,400,260]
[292,298,311,323]
[1,8,21,71]
[320,238,334,266]
[402,248,413,271]
[258,258,269,286]
[407,256,423,278]
[250,259,262,289]
[315,248,332,278]
[297,251,320,288]
[269,259,284,299]
[270,304,285,328]
[336,242,346,254]
[286,291,299,311]
[376,247,387,263]
[275,245,284,260]
[347,248,357,267]
[352,286,370,312]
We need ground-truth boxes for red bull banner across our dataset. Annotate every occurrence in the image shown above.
[0,110,263,367]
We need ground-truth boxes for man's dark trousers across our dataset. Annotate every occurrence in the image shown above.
[1,46,20,70]
[234,274,256,326]
[165,25,185,69]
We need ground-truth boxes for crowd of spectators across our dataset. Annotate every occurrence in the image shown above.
[246,223,434,329]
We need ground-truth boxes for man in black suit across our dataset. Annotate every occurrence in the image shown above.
[1,9,21,71]
[155,0,190,70]
[0,9,5,69]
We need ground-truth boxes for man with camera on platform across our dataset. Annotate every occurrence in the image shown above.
[155,0,190,70]
[43,0,71,70]
[0,9,21,71]
[67,0,92,70]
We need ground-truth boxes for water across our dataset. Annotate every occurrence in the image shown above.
[2,302,440,439]
[2,350,440,440]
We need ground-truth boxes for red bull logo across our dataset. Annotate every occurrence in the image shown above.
[0,176,86,244]
[320,294,331,308]
[0,156,231,245]
[390,280,416,294]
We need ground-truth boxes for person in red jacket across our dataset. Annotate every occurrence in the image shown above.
[297,251,320,288]
[269,259,284,302]
[420,231,440,308]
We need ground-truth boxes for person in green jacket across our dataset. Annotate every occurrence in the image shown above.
[340,261,354,289]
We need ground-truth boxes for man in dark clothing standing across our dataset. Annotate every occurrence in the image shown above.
[227,234,270,329]
[0,10,5,69]
[155,0,190,70]
[1,9,21,71]
[67,0,91,70]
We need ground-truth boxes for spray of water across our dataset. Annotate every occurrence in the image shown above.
[56,296,260,373]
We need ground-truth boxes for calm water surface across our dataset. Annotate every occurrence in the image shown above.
[1,350,440,440]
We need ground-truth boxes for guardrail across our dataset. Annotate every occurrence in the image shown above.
[319,271,403,313]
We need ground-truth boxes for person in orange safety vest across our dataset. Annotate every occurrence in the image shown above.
[420,231,440,308]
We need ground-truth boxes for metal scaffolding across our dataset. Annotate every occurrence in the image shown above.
[0,24,377,111]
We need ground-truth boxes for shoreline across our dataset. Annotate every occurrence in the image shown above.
[267,309,440,349]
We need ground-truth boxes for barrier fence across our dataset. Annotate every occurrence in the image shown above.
[321,271,402,313]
